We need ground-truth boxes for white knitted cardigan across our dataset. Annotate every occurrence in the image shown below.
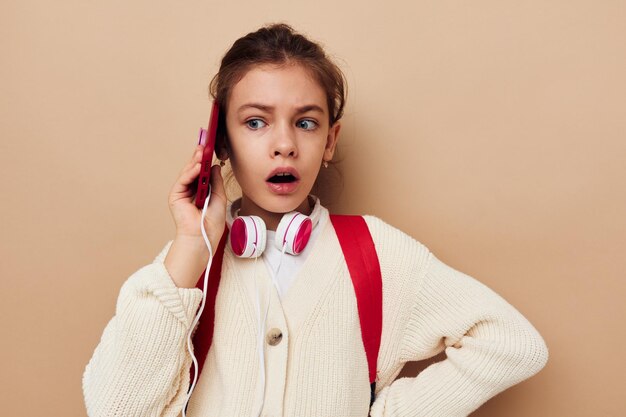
[83,212,548,417]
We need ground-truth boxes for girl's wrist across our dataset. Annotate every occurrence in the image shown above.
[164,236,211,288]
[172,233,208,250]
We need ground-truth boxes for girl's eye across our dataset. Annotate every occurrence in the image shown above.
[246,119,267,130]
[297,119,317,130]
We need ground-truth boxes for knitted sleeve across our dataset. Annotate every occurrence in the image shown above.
[365,217,548,417]
[82,242,204,417]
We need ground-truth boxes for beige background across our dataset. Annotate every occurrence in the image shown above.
[1,0,625,415]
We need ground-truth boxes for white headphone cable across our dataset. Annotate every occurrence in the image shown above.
[182,186,213,417]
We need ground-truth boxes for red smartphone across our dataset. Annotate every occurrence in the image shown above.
[194,101,220,208]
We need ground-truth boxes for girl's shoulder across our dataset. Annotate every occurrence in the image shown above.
[361,214,431,257]
[328,213,433,275]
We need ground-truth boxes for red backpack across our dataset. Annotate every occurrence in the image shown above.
[192,215,382,406]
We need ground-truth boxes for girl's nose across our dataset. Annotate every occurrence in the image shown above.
[272,123,297,158]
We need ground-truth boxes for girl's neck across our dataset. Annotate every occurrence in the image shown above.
[238,195,312,231]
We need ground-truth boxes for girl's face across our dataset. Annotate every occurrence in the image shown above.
[224,63,340,229]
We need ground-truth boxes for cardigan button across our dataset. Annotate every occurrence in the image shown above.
[266,328,283,346]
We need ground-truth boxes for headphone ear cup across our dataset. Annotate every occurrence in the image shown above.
[275,212,313,255]
[231,215,266,258]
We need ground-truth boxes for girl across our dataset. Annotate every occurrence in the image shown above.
[83,24,548,417]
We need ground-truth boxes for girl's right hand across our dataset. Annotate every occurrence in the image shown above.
[164,144,227,288]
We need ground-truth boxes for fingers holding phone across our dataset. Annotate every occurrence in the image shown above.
[164,157,226,288]
[167,146,208,235]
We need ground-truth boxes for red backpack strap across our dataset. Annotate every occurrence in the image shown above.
[330,214,383,405]
[191,225,229,377]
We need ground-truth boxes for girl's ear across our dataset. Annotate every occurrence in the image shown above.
[323,122,341,161]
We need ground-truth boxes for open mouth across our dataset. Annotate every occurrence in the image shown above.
[267,172,298,183]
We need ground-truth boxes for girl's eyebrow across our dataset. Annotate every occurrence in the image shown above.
[238,103,273,113]
[237,103,325,115]
[296,104,325,115]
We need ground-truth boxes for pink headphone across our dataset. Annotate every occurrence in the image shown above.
[227,197,322,258]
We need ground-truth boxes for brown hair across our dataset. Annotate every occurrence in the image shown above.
[210,23,347,153]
